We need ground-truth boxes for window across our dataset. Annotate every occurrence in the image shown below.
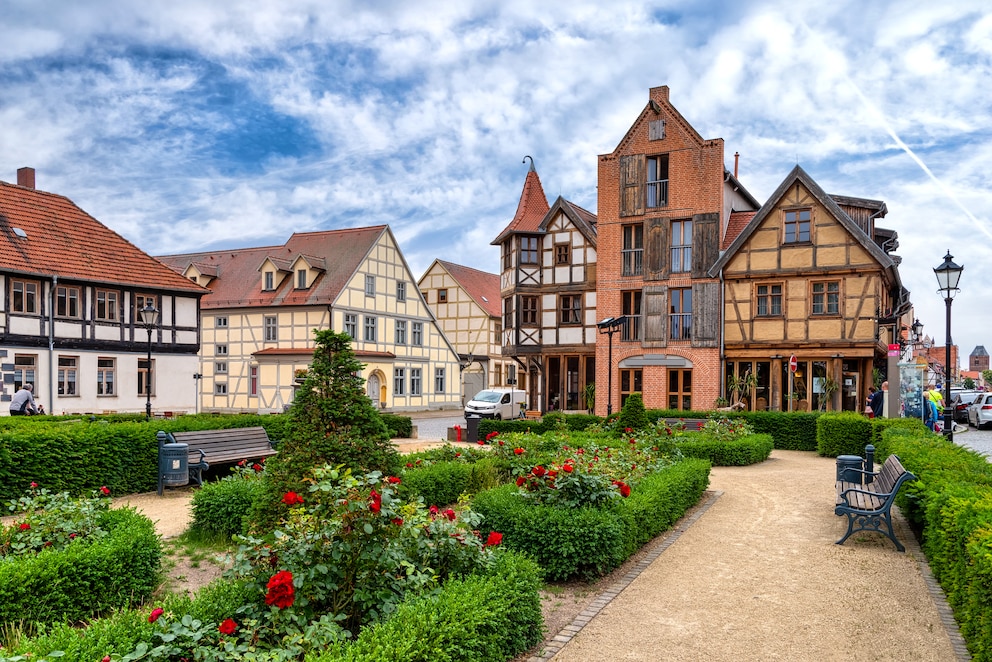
[215,345,228,357]
[14,355,36,390]
[216,316,228,327]
[95,290,119,321]
[620,368,643,408]
[264,271,275,290]
[410,368,422,395]
[215,362,228,374]
[264,316,278,341]
[56,285,81,318]
[520,237,538,264]
[344,313,358,340]
[297,269,307,289]
[396,281,407,302]
[249,365,258,396]
[668,369,692,410]
[138,359,155,396]
[97,358,115,395]
[670,288,692,340]
[757,283,783,316]
[521,296,539,325]
[435,367,446,393]
[503,298,513,329]
[393,368,406,395]
[215,383,228,395]
[560,294,581,325]
[622,224,644,276]
[502,242,512,270]
[438,288,448,303]
[507,364,517,386]
[135,294,157,315]
[812,281,840,315]
[364,316,377,342]
[622,290,642,341]
[646,155,669,208]
[11,280,39,314]
[58,356,78,396]
[671,219,692,273]
[494,322,502,346]
[365,275,376,296]
[395,320,407,344]
[412,322,423,346]
[784,209,811,243]
[494,364,503,386]
[555,243,570,264]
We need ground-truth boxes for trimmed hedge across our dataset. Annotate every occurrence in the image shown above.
[400,461,474,507]
[675,433,774,466]
[472,459,711,581]
[381,413,414,439]
[312,551,543,662]
[190,475,267,538]
[0,507,161,626]
[816,412,873,457]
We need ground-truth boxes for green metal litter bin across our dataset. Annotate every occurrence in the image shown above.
[157,430,189,495]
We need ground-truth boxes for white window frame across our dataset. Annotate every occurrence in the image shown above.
[264,315,278,341]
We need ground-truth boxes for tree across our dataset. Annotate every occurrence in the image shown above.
[964,376,976,390]
[616,392,649,432]
[983,370,992,389]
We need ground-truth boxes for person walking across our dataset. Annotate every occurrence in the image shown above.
[9,383,37,416]
[869,386,885,418]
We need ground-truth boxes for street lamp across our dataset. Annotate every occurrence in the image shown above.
[911,318,923,345]
[934,250,963,441]
[597,316,628,417]
[139,302,160,420]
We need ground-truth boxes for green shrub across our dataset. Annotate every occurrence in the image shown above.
[0,507,161,627]
[190,474,266,538]
[815,412,874,457]
[616,392,649,431]
[381,413,414,439]
[743,411,819,450]
[676,434,774,466]
[400,461,473,506]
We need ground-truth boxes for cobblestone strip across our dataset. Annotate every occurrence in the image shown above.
[526,490,724,661]
[892,505,971,661]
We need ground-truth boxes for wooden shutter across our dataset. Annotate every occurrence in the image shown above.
[691,281,720,348]
[649,120,666,141]
[644,217,669,281]
[619,155,645,217]
[692,213,720,278]
[642,286,668,348]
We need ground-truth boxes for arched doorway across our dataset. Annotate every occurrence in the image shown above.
[367,373,381,407]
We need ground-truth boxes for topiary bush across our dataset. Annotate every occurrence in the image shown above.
[675,434,774,466]
[400,461,474,507]
[815,412,874,457]
[190,471,267,538]
[615,392,649,432]
[380,413,414,439]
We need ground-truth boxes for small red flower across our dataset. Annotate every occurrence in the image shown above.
[478,439,485,445]
[443,508,456,521]
[369,489,382,514]
[69,533,77,539]
[219,618,237,635]
[386,476,401,484]
[282,491,304,506]
[391,517,404,526]
[498,440,505,446]
[252,464,263,472]
[264,570,295,609]
[19,522,30,530]
[625,427,633,433]
[148,607,164,623]
[562,464,574,473]
[30,481,38,488]
[532,465,546,477]
[429,505,439,516]
[514,447,524,455]
[619,483,631,498]
[516,476,526,487]
[405,462,413,468]
[485,531,503,547]
[103,656,111,662]
[100,486,111,496]
[238,459,247,467]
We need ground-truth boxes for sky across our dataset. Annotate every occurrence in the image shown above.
[1,0,991,371]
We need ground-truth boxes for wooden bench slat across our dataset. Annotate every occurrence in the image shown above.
[834,454,916,552]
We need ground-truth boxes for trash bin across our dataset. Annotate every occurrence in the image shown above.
[157,430,189,495]
[465,415,481,444]
[836,455,864,483]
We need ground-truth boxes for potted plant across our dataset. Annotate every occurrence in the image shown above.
[583,382,596,414]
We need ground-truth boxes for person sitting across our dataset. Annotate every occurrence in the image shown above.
[9,384,37,416]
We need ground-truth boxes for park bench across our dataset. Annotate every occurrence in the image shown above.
[835,454,916,552]
[524,410,542,420]
[662,418,706,431]
[167,427,277,487]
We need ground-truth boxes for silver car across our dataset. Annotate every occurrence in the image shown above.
[968,393,992,429]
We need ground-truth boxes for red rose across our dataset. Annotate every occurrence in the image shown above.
[148,607,165,623]
[619,483,631,498]
[485,531,503,547]
[387,476,401,484]
[252,464,263,472]
[219,618,237,635]
[405,462,413,468]
[514,447,524,455]
[498,440,505,446]
[477,439,485,445]
[516,476,526,487]
[264,570,295,609]
[30,481,38,488]
[19,522,30,531]
[625,427,632,433]
[429,505,439,516]
[444,508,456,521]
[532,465,546,477]
[391,517,404,526]
[103,656,111,662]
[282,491,304,506]
[369,489,382,514]
[100,486,111,496]
[562,464,574,473]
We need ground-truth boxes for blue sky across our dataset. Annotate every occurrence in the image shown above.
[1,0,991,369]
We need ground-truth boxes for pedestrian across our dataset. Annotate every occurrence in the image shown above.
[9,383,36,416]
[924,392,939,431]
[869,386,885,418]
[928,384,945,416]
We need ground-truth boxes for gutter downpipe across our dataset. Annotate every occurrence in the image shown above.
[719,268,726,403]
[48,275,57,413]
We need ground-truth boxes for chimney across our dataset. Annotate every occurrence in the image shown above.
[17,167,36,189]
[734,152,739,179]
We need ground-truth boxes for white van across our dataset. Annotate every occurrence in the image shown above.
[465,388,526,420]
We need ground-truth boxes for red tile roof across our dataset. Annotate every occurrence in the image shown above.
[491,167,550,244]
[158,226,387,309]
[0,179,205,293]
[437,260,500,317]
[722,211,756,250]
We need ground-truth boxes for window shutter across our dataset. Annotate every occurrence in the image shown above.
[649,120,666,141]
[644,217,669,281]
[619,155,645,217]
[691,281,719,348]
[692,213,720,278]
[642,286,668,347]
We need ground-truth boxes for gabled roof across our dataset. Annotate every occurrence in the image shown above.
[158,226,387,309]
[435,260,501,318]
[722,211,756,250]
[0,178,205,293]
[491,161,550,245]
[972,346,989,357]
[552,197,598,245]
[709,165,898,278]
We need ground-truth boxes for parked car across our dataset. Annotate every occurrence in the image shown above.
[967,393,992,429]
[951,391,982,423]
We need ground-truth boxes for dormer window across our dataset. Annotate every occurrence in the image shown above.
[264,271,275,291]
[297,269,307,289]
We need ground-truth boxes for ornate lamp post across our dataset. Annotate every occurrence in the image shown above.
[139,302,160,420]
[597,316,628,417]
[934,251,963,440]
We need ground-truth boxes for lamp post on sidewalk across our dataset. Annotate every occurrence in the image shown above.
[139,302,160,421]
[597,316,628,417]
[934,251,963,441]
